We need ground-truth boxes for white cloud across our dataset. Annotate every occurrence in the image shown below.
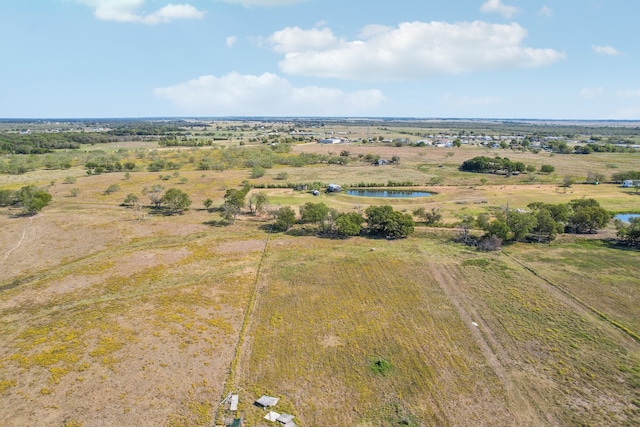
[579,87,605,99]
[480,0,518,18]
[269,22,565,81]
[538,6,553,17]
[76,0,204,24]
[226,36,238,47]
[592,45,622,56]
[269,27,338,54]
[615,89,640,98]
[220,0,308,7]
[154,72,385,115]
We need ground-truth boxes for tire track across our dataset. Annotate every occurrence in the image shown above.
[2,216,34,264]
[430,263,543,426]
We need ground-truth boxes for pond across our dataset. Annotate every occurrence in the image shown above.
[614,213,640,223]
[345,189,433,198]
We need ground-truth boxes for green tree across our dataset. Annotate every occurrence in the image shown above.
[540,164,555,174]
[485,219,510,241]
[161,188,191,214]
[533,208,560,242]
[506,210,536,241]
[251,166,266,178]
[299,202,330,230]
[18,186,52,215]
[103,184,120,195]
[615,217,640,247]
[0,189,18,207]
[123,193,139,207]
[224,184,250,211]
[248,192,268,214]
[335,212,364,236]
[365,205,415,238]
[567,199,610,233]
[203,198,213,211]
[274,206,296,231]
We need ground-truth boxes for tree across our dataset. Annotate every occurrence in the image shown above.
[485,219,510,241]
[161,188,191,214]
[203,198,213,211]
[299,202,329,230]
[506,210,536,241]
[18,186,52,215]
[274,206,296,231]
[123,193,139,207]
[540,164,555,174]
[251,166,266,178]
[0,189,18,207]
[533,208,559,242]
[103,184,120,195]
[221,202,240,223]
[335,212,364,236]
[615,217,640,247]
[248,192,268,214]
[146,184,164,210]
[567,198,610,233]
[365,205,415,238]
[224,184,250,211]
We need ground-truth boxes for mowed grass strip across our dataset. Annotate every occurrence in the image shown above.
[239,237,515,426]
[512,239,640,336]
[454,249,640,426]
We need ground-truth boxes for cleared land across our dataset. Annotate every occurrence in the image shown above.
[1,121,640,426]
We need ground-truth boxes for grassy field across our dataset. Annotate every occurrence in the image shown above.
[234,235,640,426]
[1,132,640,426]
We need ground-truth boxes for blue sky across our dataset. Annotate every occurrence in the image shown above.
[1,0,638,119]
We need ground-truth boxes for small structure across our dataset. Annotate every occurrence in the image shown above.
[622,179,637,188]
[264,412,280,422]
[318,137,342,144]
[327,183,342,193]
[256,395,279,408]
[230,394,239,411]
[276,413,296,426]
[373,159,389,166]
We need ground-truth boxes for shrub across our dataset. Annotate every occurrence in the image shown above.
[540,164,555,174]
[369,356,393,375]
[103,184,120,195]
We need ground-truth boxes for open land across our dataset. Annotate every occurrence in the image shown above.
[1,118,639,426]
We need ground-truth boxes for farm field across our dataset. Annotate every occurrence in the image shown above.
[1,119,640,426]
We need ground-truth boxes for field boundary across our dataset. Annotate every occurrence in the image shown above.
[214,226,273,425]
[504,252,640,344]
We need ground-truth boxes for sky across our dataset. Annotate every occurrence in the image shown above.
[0,0,638,119]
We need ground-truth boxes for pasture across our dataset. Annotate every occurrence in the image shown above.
[1,121,640,426]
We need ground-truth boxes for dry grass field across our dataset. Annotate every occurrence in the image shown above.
[1,134,640,426]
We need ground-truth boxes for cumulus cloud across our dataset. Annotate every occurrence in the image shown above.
[226,36,238,47]
[220,0,308,7]
[480,0,518,18]
[538,6,553,17]
[269,22,564,81]
[154,72,385,115]
[592,45,622,56]
[76,0,204,24]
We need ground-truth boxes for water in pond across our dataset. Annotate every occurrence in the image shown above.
[345,189,432,198]
[614,213,640,223]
